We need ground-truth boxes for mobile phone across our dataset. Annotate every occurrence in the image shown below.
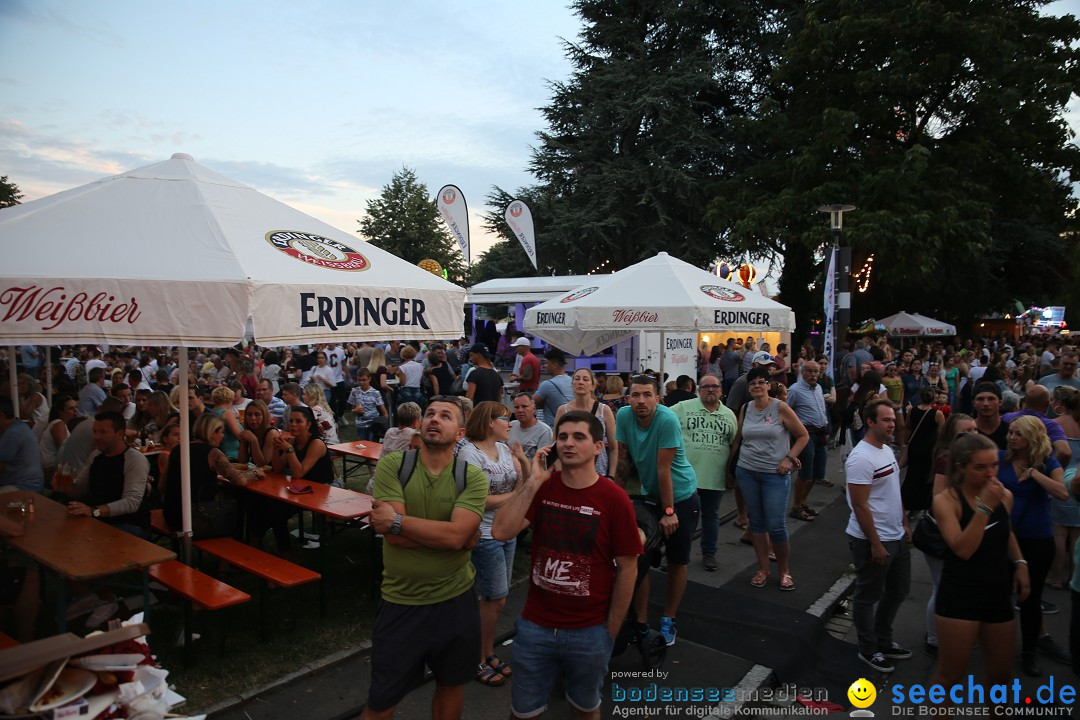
[546,447,559,468]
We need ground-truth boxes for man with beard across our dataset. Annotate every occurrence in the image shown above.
[362,397,488,720]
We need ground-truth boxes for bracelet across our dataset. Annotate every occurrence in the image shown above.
[1013,559,1029,566]
[974,497,993,517]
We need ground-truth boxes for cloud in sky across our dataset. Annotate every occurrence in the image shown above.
[0,0,579,258]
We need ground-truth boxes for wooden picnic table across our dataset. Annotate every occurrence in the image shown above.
[220,473,373,613]
[326,441,383,481]
[2,491,175,631]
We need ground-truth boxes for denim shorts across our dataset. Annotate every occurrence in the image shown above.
[511,617,614,718]
[471,537,516,601]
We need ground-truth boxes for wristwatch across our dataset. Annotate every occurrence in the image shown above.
[664,506,675,517]
[390,513,403,535]
[92,506,102,518]
[285,447,295,455]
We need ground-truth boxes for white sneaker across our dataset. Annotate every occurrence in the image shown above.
[85,600,119,629]
[302,540,321,550]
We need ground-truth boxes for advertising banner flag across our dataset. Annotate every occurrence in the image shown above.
[436,185,470,263]
[504,199,537,270]
[823,247,836,381]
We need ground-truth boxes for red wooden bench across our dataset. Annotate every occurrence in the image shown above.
[193,537,320,639]
[148,560,250,665]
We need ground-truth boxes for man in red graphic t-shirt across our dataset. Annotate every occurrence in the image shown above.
[493,410,642,719]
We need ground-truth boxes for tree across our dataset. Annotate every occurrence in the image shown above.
[357,167,467,283]
[709,0,1080,336]
[0,176,23,208]
[529,0,763,273]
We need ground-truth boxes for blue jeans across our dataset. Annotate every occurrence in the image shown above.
[511,617,613,717]
[798,437,828,483]
[471,537,516,601]
[735,467,790,543]
[848,535,911,656]
[698,489,724,557]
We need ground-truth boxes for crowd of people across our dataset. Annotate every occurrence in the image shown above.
[4,330,1080,717]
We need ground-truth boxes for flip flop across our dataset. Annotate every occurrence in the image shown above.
[733,519,748,530]
[750,570,769,588]
[486,655,512,678]
[779,574,795,591]
[739,532,753,546]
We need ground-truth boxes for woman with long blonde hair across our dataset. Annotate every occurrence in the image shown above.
[1000,414,1068,676]
[302,383,340,445]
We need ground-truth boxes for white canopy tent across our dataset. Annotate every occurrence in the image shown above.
[523,252,795,368]
[0,153,466,538]
[876,311,957,338]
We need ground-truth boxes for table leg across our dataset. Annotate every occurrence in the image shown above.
[142,568,150,623]
[316,513,327,617]
[55,572,67,633]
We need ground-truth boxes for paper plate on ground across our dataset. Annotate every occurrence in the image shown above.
[29,668,96,712]
[69,653,144,671]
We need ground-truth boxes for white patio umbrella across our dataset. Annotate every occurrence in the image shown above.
[877,311,957,338]
[0,153,465,538]
[523,252,795,373]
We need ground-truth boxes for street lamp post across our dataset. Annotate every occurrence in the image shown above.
[818,204,855,378]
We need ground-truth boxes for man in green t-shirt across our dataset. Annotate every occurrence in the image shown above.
[672,374,737,572]
[614,375,699,648]
[362,397,488,720]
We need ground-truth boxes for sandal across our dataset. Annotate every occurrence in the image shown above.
[486,655,512,678]
[733,519,748,530]
[789,506,815,522]
[804,506,819,517]
[815,478,835,488]
[779,574,795,591]
[750,570,769,588]
[476,664,505,687]
[739,532,753,546]
[768,551,777,562]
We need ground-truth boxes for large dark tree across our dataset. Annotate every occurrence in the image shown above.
[357,167,468,283]
[710,0,1080,336]
[0,176,22,209]
[529,0,760,273]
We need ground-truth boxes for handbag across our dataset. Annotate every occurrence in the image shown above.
[192,497,238,539]
[898,407,931,469]
[912,512,947,559]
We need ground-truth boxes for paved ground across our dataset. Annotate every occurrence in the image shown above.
[209,444,1079,719]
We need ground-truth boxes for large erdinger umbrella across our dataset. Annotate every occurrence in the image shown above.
[523,252,795,356]
[0,153,466,536]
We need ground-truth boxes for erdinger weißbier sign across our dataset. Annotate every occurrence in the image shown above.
[436,185,470,263]
[504,199,537,270]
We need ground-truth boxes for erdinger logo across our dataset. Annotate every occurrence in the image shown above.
[441,188,458,204]
[266,231,369,272]
[561,286,598,303]
[509,202,523,217]
[701,285,745,302]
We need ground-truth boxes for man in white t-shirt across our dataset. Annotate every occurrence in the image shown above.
[844,397,911,675]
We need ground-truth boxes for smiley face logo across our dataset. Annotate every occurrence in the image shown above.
[848,678,876,709]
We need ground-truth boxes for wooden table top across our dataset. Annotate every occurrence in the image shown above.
[327,441,383,462]
[3,491,175,582]
[226,473,372,521]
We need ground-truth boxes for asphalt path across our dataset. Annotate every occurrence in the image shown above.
[211,443,1079,719]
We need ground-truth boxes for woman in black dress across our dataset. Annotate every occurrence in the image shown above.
[932,433,1029,692]
[902,387,945,513]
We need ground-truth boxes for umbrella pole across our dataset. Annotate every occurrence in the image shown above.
[8,347,18,419]
[659,332,666,399]
[178,345,193,564]
[45,346,52,409]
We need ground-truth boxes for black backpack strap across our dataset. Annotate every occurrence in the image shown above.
[397,449,420,490]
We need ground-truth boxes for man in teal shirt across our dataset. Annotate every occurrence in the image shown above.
[615,375,699,647]
[672,374,737,572]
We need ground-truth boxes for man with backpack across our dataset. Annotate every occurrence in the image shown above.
[363,397,488,720]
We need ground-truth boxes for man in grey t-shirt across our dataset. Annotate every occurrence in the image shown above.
[508,393,552,460]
